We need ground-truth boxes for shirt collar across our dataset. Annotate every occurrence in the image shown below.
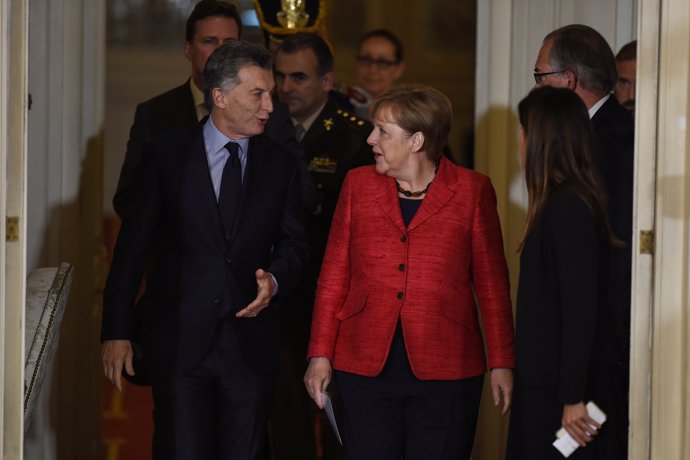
[189,78,205,107]
[291,99,328,133]
[203,116,250,159]
[588,93,610,119]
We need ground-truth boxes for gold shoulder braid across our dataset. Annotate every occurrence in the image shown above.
[336,108,366,127]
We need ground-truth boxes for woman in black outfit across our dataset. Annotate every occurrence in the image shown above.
[506,86,622,459]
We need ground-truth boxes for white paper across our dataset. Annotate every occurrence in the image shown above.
[552,401,607,457]
[322,391,343,445]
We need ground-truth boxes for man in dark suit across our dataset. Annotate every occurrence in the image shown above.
[268,32,373,460]
[101,40,309,459]
[533,24,634,459]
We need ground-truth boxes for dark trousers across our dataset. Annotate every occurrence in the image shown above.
[151,319,273,460]
[333,324,484,460]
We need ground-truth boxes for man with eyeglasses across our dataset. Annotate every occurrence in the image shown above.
[530,24,633,460]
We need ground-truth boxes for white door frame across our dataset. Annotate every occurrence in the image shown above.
[0,0,28,456]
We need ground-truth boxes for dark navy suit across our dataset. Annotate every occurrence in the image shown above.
[102,124,309,458]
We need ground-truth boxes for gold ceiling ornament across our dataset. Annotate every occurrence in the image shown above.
[277,0,310,29]
[253,0,331,48]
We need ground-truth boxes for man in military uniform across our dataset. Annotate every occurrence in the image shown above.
[272,31,373,460]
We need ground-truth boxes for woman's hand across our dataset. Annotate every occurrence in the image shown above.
[304,356,333,409]
[562,402,601,446]
[490,368,513,415]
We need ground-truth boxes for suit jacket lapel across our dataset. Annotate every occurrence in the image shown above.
[185,128,223,233]
[373,174,406,233]
[407,158,455,231]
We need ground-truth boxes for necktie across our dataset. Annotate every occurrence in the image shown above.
[294,123,306,142]
[218,142,241,240]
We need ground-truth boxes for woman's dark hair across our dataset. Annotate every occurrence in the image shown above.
[517,86,620,249]
[358,29,404,63]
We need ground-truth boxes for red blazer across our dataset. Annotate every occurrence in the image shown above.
[307,157,515,380]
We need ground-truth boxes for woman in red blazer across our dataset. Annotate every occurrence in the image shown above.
[304,84,515,460]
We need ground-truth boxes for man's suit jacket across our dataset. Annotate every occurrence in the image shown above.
[114,81,197,218]
[591,96,634,366]
[307,157,515,380]
[514,186,602,403]
[102,124,309,375]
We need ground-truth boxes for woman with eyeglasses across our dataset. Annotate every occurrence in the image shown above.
[340,29,406,120]
[304,84,515,460]
[506,86,622,460]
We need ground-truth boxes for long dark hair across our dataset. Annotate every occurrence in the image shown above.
[517,86,620,250]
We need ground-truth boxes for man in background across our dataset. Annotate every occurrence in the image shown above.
[270,32,373,460]
[614,40,637,113]
[113,0,241,219]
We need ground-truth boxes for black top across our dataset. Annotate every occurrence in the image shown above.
[515,186,605,403]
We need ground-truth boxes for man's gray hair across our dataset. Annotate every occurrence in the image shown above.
[545,24,617,96]
[203,40,274,110]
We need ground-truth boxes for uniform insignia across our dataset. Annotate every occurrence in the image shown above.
[323,118,334,131]
[335,108,368,130]
[309,156,338,174]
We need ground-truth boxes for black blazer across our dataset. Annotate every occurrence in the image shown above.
[114,81,198,218]
[591,96,634,365]
[102,124,309,376]
[515,186,603,404]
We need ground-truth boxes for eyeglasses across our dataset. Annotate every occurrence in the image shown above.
[533,70,566,84]
[356,55,399,70]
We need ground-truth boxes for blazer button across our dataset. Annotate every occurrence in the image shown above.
[225,258,232,264]
[398,263,405,271]
[213,298,221,304]
[396,291,404,300]
[400,235,407,243]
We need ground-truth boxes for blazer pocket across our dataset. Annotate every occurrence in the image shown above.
[334,289,367,321]
[438,297,477,332]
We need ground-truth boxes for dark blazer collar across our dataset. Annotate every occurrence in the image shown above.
[372,156,457,232]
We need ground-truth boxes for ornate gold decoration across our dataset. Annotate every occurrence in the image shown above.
[323,118,334,131]
[277,0,310,29]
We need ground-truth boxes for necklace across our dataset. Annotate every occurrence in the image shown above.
[396,161,439,198]
[396,181,432,197]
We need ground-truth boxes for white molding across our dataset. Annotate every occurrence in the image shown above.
[648,0,690,457]
[0,0,28,456]
[629,0,658,457]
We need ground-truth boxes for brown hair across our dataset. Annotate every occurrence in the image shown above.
[616,40,637,63]
[186,1,242,42]
[517,86,620,250]
[370,84,451,161]
[545,24,617,96]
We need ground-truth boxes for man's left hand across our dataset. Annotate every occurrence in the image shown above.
[235,268,276,318]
